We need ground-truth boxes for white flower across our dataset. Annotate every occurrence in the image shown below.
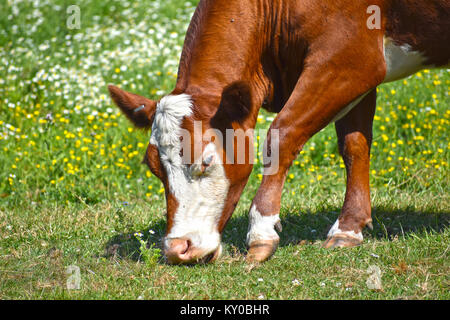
[292,279,301,286]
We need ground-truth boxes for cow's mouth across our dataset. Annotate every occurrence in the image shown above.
[198,251,217,264]
[189,246,221,265]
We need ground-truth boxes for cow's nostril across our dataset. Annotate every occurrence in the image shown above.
[165,238,190,262]
[180,239,191,255]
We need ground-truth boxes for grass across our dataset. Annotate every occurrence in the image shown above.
[0,0,449,299]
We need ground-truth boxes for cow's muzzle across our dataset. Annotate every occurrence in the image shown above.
[164,237,222,264]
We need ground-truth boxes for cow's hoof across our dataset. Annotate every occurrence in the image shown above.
[246,239,279,263]
[322,234,362,249]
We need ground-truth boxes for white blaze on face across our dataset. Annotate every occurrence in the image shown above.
[246,205,280,246]
[150,94,229,255]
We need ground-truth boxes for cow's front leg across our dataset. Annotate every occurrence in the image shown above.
[323,89,377,248]
[245,57,385,262]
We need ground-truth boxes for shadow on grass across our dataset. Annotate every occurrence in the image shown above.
[104,206,450,261]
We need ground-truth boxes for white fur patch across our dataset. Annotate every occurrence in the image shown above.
[327,219,363,241]
[150,95,229,255]
[383,37,428,83]
[150,94,193,160]
[246,205,280,245]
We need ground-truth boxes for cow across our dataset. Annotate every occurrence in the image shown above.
[108,0,450,264]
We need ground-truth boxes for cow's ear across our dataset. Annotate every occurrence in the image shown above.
[108,85,157,129]
[211,81,253,129]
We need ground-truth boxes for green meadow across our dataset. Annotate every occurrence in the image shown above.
[0,0,448,299]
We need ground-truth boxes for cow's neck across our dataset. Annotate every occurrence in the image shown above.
[171,0,291,128]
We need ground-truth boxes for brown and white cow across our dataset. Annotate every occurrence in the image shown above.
[109,0,450,264]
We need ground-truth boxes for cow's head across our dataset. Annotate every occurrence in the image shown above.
[108,84,256,264]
